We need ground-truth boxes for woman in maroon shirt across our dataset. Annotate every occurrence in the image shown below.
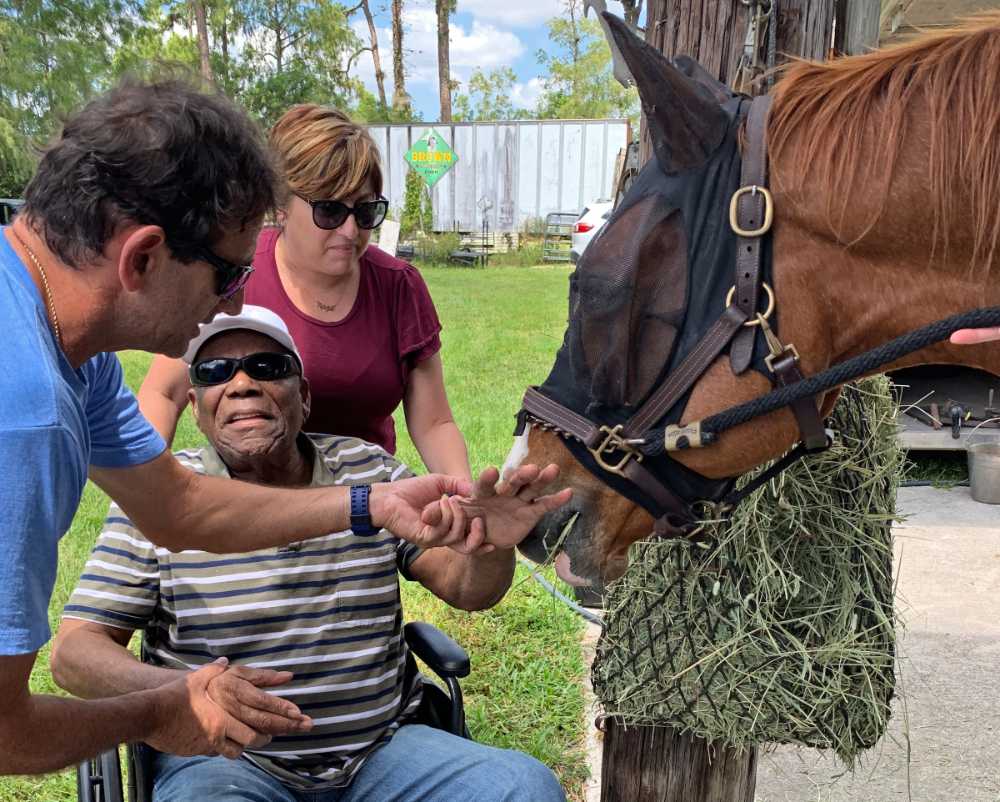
[138,104,471,478]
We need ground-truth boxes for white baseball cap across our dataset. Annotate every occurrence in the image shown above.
[182,305,302,366]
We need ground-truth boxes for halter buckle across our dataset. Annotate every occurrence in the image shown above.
[590,424,643,476]
[729,185,774,237]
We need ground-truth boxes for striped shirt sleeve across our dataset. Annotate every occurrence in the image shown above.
[62,502,159,631]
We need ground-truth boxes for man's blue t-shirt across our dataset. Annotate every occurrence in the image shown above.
[0,229,166,655]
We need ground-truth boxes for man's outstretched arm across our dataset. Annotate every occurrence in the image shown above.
[52,620,311,741]
[0,650,265,775]
[89,451,475,554]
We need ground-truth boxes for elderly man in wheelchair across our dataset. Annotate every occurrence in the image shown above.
[51,306,565,802]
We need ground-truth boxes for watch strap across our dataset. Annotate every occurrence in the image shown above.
[349,484,380,535]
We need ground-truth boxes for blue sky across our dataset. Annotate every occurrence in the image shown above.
[351,0,589,120]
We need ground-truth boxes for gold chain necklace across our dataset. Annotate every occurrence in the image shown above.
[12,228,63,349]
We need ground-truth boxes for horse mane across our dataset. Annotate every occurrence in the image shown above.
[768,13,1000,271]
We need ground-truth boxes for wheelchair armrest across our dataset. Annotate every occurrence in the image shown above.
[404,622,470,678]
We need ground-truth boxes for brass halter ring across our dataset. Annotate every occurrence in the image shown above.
[725,282,775,327]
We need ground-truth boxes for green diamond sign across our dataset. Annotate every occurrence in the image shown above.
[404,129,458,188]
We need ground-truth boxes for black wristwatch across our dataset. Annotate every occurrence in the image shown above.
[349,484,380,535]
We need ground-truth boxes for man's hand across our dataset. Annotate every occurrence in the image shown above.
[206,665,312,738]
[951,327,1000,345]
[369,474,476,551]
[424,464,573,551]
[145,658,273,759]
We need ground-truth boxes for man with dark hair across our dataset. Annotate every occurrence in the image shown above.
[0,80,569,776]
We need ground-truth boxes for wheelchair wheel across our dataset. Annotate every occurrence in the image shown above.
[76,749,125,802]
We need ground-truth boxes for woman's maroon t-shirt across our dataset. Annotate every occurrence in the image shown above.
[245,228,442,454]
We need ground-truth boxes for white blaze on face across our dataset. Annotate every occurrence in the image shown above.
[501,429,531,480]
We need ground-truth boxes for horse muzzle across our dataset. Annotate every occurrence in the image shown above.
[517,504,603,588]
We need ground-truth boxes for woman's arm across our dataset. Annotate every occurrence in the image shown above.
[136,354,192,445]
[403,353,472,480]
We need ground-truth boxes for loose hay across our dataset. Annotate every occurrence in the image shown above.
[591,377,903,765]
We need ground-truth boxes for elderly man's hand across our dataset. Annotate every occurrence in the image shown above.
[951,327,1000,345]
[370,474,476,550]
[206,665,313,739]
[422,464,573,552]
[145,658,269,759]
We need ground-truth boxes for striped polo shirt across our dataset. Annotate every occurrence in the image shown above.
[63,433,426,790]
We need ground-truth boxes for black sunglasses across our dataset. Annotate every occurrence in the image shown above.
[190,352,300,387]
[298,194,389,231]
[194,245,255,300]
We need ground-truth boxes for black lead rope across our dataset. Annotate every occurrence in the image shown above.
[641,306,1000,456]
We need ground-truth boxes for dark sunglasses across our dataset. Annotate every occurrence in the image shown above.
[298,194,389,231]
[194,245,255,300]
[190,352,299,387]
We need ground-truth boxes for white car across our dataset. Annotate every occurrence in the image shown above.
[570,200,613,263]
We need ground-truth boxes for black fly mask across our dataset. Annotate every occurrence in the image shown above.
[523,16,777,520]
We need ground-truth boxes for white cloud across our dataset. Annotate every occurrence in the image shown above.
[350,3,525,100]
[510,77,545,109]
[455,0,563,27]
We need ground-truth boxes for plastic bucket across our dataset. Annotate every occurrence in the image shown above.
[967,442,1000,504]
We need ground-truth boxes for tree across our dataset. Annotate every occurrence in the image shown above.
[390,0,411,114]
[0,119,32,197]
[236,0,364,127]
[435,0,454,122]
[0,0,146,141]
[535,0,638,121]
[453,67,529,121]
[352,0,387,109]
[192,0,214,83]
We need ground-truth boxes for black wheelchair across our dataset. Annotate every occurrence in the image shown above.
[77,622,471,802]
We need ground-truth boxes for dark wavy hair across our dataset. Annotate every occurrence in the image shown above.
[23,79,278,268]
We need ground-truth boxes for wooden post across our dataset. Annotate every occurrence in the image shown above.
[603,2,837,800]
[834,0,880,54]
[639,0,836,162]
[601,720,758,802]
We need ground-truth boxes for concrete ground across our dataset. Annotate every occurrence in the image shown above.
[581,486,1000,802]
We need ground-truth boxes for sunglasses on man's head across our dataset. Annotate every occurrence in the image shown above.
[190,352,300,387]
[298,194,389,231]
[194,245,255,300]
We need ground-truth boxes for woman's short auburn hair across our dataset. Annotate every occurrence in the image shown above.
[269,104,383,206]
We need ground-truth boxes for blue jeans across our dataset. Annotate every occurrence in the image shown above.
[151,724,566,802]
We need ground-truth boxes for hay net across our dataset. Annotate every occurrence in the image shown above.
[591,377,903,766]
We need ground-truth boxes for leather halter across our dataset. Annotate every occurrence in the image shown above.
[517,95,827,536]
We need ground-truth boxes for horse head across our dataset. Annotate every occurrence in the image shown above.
[511,14,1000,590]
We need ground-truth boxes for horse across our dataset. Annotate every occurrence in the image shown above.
[508,13,1000,589]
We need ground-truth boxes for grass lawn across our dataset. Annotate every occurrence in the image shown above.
[1,264,590,802]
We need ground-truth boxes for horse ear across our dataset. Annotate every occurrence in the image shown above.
[602,12,729,174]
[671,55,737,106]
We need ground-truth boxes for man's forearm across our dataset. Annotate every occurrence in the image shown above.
[94,453,354,553]
[0,690,157,775]
[159,468,352,552]
[414,548,516,611]
[52,625,181,699]
[92,453,472,554]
